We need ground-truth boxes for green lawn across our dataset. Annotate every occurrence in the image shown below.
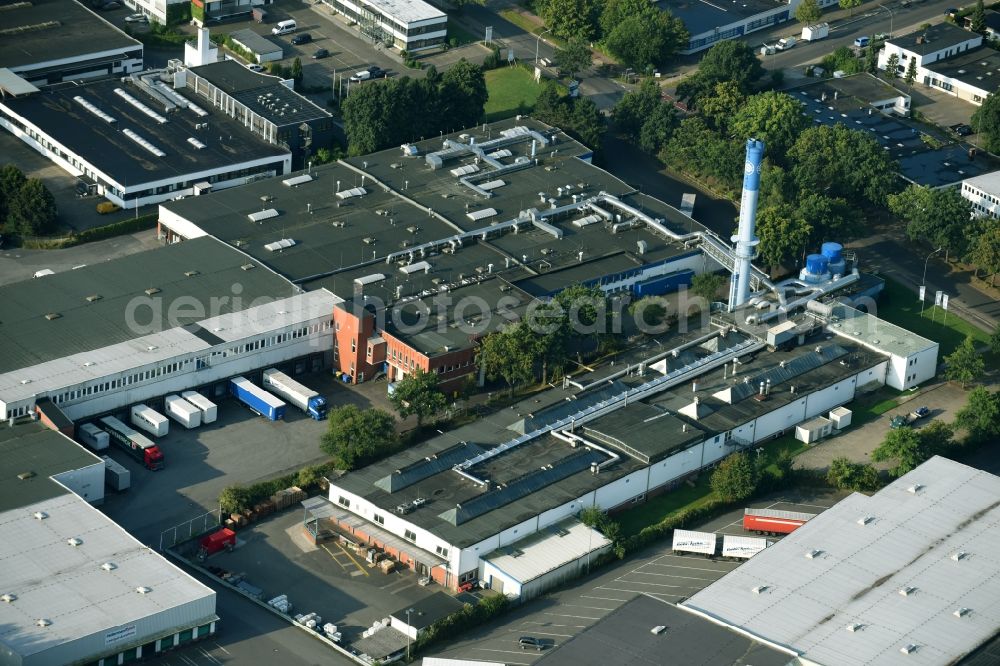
[484,67,547,121]
[447,19,478,46]
[498,8,568,48]
[875,277,992,357]
[616,474,715,537]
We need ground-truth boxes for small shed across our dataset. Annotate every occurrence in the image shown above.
[829,406,852,430]
[228,29,283,64]
[389,592,464,640]
[795,416,833,444]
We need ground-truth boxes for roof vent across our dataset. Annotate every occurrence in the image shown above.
[36,619,51,628]
[101,562,117,571]
[847,623,863,632]
[858,515,874,526]
[85,294,101,302]
[954,607,971,618]
[83,361,94,367]
[67,537,82,547]
[951,551,968,561]
[146,345,158,352]
[44,313,61,321]
[19,379,31,385]
[135,586,152,595]
[900,644,919,655]
[899,586,916,596]
[751,585,769,595]
[241,263,255,271]
[33,511,47,520]
[1,594,16,603]
[184,270,200,277]
[907,484,922,493]
[17,471,35,480]
[144,287,160,296]
[805,549,823,559]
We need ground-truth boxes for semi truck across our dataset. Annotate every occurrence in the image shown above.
[77,423,109,451]
[230,376,286,421]
[98,416,165,470]
[742,508,815,535]
[131,404,169,437]
[262,369,328,420]
[102,455,131,491]
[165,395,202,429]
[182,391,218,423]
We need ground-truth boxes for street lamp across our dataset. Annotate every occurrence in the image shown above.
[878,3,894,40]
[920,247,943,313]
[535,28,552,65]
[405,608,415,661]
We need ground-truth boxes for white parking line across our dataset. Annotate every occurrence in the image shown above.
[619,571,722,582]
[597,585,673,595]
[581,594,630,602]
[198,647,222,665]
[542,612,603,620]
[522,620,590,629]
[531,630,574,637]
[621,579,705,589]
[471,647,534,660]
[642,562,736,573]
[213,642,230,655]
[560,603,617,611]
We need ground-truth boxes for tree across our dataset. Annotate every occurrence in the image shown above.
[440,59,488,129]
[534,83,606,150]
[755,204,812,270]
[555,283,607,334]
[731,91,808,155]
[872,427,927,476]
[613,79,663,139]
[788,124,899,206]
[795,0,822,24]
[691,272,725,303]
[972,92,1000,154]
[540,0,601,41]
[477,324,537,393]
[320,405,397,470]
[885,53,900,79]
[599,0,647,36]
[675,40,763,109]
[992,323,1000,355]
[710,451,759,502]
[698,81,746,134]
[839,0,862,16]
[888,185,973,261]
[389,368,447,426]
[944,335,985,387]
[638,102,678,154]
[955,386,1000,442]
[796,193,862,243]
[904,57,917,87]
[970,219,1000,285]
[605,8,687,71]
[971,0,987,34]
[8,178,57,236]
[290,57,303,86]
[827,457,881,491]
[918,420,954,454]
[628,296,668,330]
[555,38,592,78]
[0,164,26,227]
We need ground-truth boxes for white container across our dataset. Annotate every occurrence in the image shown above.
[102,455,131,491]
[182,390,218,423]
[130,404,169,438]
[165,395,202,429]
[78,423,109,451]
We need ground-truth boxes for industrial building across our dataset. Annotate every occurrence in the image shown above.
[0,421,218,666]
[123,0,189,24]
[961,170,1000,217]
[319,0,448,52]
[227,29,285,64]
[179,60,335,168]
[682,456,1000,666]
[0,72,291,208]
[0,0,143,86]
[0,237,339,423]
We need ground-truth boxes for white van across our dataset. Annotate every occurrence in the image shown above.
[272,19,296,35]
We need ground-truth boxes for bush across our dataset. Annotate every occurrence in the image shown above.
[413,594,511,653]
[219,461,337,513]
[96,201,121,214]
[827,456,882,491]
[710,451,759,502]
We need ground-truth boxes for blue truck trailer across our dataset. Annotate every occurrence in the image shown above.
[230,376,286,421]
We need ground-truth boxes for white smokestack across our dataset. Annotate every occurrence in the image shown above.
[728,139,765,312]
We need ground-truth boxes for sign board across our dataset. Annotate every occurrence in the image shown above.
[534,66,541,83]
[672,529,717,555]
[722,535,770,559]
[918,285,925,302]
[507,49,515,63]
[485,26,493,44]
[934,290,943,307]
[942,294,949,311]
[105,624,137,646]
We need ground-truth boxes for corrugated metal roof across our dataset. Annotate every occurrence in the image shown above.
[483,518,610,584]
[682,456,1000,666]
[0,492,215,659]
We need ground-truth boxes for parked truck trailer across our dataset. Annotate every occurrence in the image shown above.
[77,423,109,451]
[102,455,131,491]
[743,508,815,535]
[165,395,202,429]
[98,416,164,470]
[130,404,169,437]
[262,369,327,420]
[230,376,286,421]
[801,23,829,41]
[182,390,218,423]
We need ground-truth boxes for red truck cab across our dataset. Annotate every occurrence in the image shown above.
[144,445,165,470]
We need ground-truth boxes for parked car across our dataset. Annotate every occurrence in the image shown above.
[349,66,385,82]
[247,63,265,72]
[854,36,870,48]
[125,12,147,22]
[890,415,909,429]
[518,636,544,651]
[952,123,973,136]
[291,33,312,45]
[98,0,121,9]
[312,48,330,59]
[910,406,931,420]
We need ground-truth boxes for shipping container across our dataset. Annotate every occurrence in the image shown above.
[165,395,202,429]
[743,508,815,535]
[182,390,218,423]
[262,369,327,420]
[77,423,109,451]
[130,404,169,437]
[102,455,131,491]
[230,376,286,421]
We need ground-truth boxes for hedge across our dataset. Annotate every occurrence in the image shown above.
[21,213,159,250]
[412,593,510,654]
[219,461,338,513]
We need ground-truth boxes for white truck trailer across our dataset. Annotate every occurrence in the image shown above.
[801,23,829,41]
[102,455,131,492]
[262,369,328,420]
[182,390,218,423]
[78,423,109,451]
[130,404,169,438]
[165,395,202,429]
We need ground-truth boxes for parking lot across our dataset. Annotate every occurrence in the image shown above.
[427,489,844,665]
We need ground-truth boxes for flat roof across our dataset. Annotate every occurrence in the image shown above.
[656,0,785,35]
[483,518,611,584]
[0,237,298,374]
[962,169,1000,194]
[889,22,980,55]
[826,303,938,359]
[793,73,909,104]
[228,29,283,56]
[0,491,216,660]
[0,422,101,512]
[389,592,463,631]
[683,456,1000,666]
[537,595,791,666]
[932,45,1000,93]
[363,0,446,23]
[582,403,706,463]
[0,68,39,96]
[0,0,141,72]
[0,76,289,188]
[187,60,330,125]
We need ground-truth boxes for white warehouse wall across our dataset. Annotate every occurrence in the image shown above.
[52,459,106,505]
